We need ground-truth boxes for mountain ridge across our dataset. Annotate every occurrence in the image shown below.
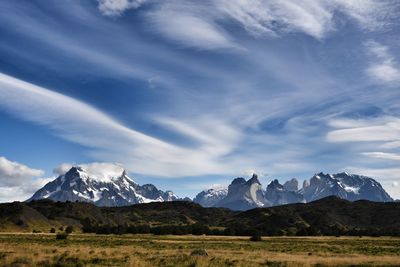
[194,172,393,210]
[29,166,179,206]
[2,196,400,236]
[29,166,393,210]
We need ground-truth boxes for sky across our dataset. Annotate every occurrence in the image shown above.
[1,0,400,201]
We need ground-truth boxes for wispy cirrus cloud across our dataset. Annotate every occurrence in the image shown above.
[147,2,237,50]
[327,115,400,198]
[361,152,400,161]
[327,116,400,143]
[1,0,400,200]
[365,41,400,84]
[97,0,397,49]
[98,0,146,16]
[0,73,242,177]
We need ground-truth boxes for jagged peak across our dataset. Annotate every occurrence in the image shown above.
[205,184,227,191]
[267,179,284,191]
[65,166,83,176]
[283,178,298,191]
[335,172,352,177]
[62,163,130,184]
[231,177,246,185]
[246,173,261,185]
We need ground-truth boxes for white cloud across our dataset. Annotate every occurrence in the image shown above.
[98,0,395,49]
[327,116,400,198]
[0,156,44,187]
[381,141,400,149]
[392,181,399,187]
[0,73,243,177]
[365,41,400,83]
[98,0,145,16]
[53,163,74,175]
[333,0,392,30]
[216,0,334,39]
[147,2,237,50]
[327,116,400,143]
[0,156,51,202]
[362,152,400,161]
[54,162,126,182]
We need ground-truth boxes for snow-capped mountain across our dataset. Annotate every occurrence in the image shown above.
[265,179,305,206]
[194,172,393,210]
[300,172,393,202]
[28,166,179,206]
[192,186,228,207]
[29,166,393,210]
[212,174,266,210]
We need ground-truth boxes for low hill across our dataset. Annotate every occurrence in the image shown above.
[1,197,399,236]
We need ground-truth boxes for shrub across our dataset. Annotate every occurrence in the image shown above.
[250,232,262,242]
[56,232,69,240]
[190,249,208,256]
[50,228,56,233]
[15,219,25,226]
[65,225,74,234]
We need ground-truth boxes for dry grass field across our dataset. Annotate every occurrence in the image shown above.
[0,234,399,266]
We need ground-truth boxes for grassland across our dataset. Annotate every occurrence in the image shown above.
[0,234,399,266]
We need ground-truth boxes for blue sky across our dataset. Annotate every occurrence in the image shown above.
[1,0,400,201]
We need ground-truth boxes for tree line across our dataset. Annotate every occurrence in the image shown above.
[80,217,400,236]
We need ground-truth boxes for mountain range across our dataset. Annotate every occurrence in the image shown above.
[194,173,392,210]
[29,166,179,206]
[28,166,393,210]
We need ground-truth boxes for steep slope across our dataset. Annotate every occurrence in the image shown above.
[265,179,305,206]
[195,172,392,210]
[214,174,266,210]
[300,172,393,202]
[193,186,228,207]
[28,166,178,206]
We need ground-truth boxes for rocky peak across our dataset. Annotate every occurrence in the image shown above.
[231,177,246,185]
[303,179,310,189]
[267,179,284,191]
[28,165,179,206]
[265,179,304,206]
[283,178,298,191]
[65,166,82,177]
[246,173,261,185]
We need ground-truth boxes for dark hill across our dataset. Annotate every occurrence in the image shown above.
[1,197,399,236]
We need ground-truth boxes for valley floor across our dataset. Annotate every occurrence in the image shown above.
[0,234,399,266]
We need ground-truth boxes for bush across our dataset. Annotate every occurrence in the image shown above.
[15,219,25,226]
[190,249,208,256]
[56,232,69,240]
[50,228,56,233]
[65,225,74,234]
[250,232,262,242]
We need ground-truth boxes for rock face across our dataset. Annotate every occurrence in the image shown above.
[265,179,305,206]
[30,166,393,210]
[300,172,393,202]
[283,178,299,191]
[195,172,393,210]
[193,186,228,207]
[213,174,266,210]
[28,166,179,206]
